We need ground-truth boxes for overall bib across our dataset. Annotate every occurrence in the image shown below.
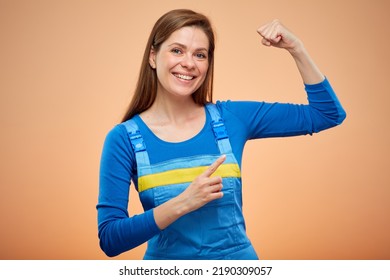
[123,104,258,260]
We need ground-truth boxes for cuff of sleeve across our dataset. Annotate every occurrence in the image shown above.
[304,77,331,93]
[145,208,162,235]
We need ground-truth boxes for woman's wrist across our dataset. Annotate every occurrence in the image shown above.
[290,44,325,85]
[287,39,305,57]
[153,194,190,230]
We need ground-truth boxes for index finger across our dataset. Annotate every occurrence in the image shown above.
[257,20,273,36]
[257,24,267,36]
[202,155,226,178]
[257,19,282,37]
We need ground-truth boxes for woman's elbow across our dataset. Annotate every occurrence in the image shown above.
[98,234,123,258]
[311,108,347,133]
[99,241,120,258]
[335,107,347,125]
[98,225,121,258]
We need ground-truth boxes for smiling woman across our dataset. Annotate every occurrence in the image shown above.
[149,26,209,105]
[96,9,346,260]
[143,26,210,143]
[121,10,215,122]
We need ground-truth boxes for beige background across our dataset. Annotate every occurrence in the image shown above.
[1,0,389,260]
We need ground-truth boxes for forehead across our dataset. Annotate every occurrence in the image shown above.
[163,26,209,50]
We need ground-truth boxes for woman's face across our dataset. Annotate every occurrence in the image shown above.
[150,26,210,100]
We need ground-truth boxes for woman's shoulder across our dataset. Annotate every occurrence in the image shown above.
[214,100,238,113]
[102,122,133,151]
[106,122,127,137]
[214,100,266,117]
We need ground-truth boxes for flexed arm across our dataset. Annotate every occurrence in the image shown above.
[236,20,347,138]
[257,20,324,85]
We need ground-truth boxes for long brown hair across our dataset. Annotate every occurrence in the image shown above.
[122,9,216,122]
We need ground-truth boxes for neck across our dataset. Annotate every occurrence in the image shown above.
[148,92,202,125]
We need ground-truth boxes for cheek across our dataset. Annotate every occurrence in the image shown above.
[198,62,209,76]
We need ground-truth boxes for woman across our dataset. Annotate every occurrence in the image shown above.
[97,9,346,259]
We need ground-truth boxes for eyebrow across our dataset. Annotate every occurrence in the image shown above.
[168,42,208,52]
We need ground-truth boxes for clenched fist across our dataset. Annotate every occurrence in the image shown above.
[257,19,303,53]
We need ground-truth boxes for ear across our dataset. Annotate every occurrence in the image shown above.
[149,46,156,69]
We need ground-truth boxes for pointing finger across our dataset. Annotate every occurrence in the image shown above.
[202,155,226,178]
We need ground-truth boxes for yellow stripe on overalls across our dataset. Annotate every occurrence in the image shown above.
[138,163,241,192]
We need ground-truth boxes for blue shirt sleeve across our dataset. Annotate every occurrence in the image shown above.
[97,125,160,257]
[218,78,346,140]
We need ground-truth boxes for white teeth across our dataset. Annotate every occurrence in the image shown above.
[175,74,194,80]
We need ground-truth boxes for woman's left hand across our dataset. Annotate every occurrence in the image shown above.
[257,19,325,85]
[257,20,302,53]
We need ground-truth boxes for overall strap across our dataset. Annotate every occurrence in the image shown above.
[206,103,233,154]
[122,119,150,169]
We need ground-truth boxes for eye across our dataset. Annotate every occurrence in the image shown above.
[171,48,182,55]
[195,52,207,59]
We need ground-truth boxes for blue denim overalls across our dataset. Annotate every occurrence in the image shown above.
[122,104,258,259]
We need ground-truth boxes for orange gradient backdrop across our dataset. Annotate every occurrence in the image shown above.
[1,0,389,259]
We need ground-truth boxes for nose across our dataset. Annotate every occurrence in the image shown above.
[180,54,195,69]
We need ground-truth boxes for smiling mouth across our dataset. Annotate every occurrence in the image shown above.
[173,73,195,81]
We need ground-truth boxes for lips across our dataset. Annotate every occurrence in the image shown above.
[173,73,195,81]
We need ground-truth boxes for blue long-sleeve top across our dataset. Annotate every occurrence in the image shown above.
[97,78,346,257]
